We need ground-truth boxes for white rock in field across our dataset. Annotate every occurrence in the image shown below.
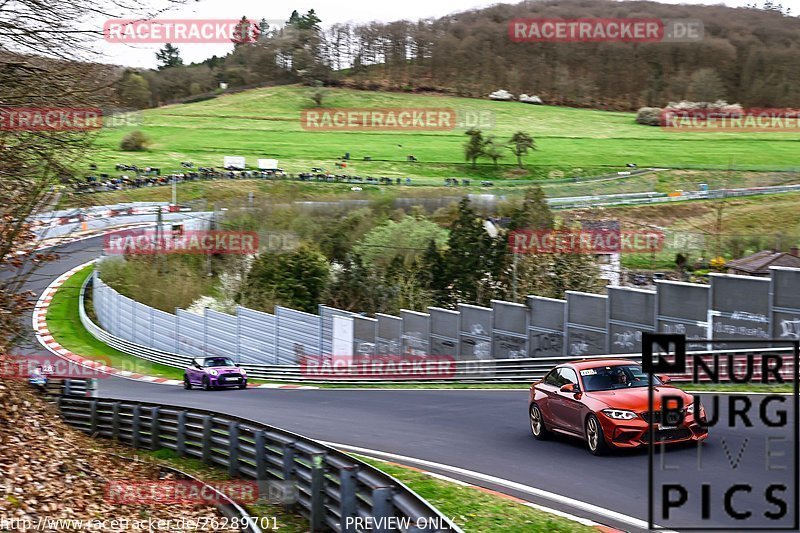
[489,89,514,101]
[519,94,543,104]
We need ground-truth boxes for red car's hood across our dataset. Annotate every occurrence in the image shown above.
[585,386,690,412]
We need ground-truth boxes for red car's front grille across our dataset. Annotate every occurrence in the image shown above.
[641,428,691,442]
[640,411,661,423]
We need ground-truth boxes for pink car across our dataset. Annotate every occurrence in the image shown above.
[184,357,248,390]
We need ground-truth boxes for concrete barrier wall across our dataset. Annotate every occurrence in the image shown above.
[91,266,800,364]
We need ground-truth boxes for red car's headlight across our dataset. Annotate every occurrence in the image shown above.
[685,403,704,417]
[602,409,638,420]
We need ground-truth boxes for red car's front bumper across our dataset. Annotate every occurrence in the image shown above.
[599,412,709,449]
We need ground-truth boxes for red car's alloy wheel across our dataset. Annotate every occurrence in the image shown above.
[529,404,550,440]
[586,414,609,455]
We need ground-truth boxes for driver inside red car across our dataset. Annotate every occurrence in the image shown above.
[612,367,628,386]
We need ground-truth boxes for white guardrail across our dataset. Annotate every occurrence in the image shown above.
[78,274,794,384]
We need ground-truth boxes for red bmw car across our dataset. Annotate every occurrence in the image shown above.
[529,359,708,455]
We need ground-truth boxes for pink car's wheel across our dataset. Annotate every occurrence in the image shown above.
[183,375,192,390]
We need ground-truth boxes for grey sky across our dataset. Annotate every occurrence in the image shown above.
[97,0,796,68]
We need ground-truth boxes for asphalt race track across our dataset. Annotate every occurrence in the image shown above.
[16,234,799,532]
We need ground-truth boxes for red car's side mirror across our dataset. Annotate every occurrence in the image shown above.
[657,374,672,384]
[560,383,578,393]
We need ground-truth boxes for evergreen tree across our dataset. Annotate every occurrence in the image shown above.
[463,129,486,168]
[258,19,271,41]
[420,240,449,306]
[443,198,497,304]
[300,9,322,30]
[287,10,302,27]
[232,16,258,46]
[155,43,183,70]
[508,186,554,231]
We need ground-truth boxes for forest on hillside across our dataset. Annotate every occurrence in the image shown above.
[115,0,800,111]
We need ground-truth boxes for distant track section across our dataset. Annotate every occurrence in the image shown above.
[548,183,800,209]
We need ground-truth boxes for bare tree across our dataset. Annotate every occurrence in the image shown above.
[0,0,202,524]
[1,0,196,354]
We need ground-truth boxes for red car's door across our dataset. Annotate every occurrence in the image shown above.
[537,369,562,428]
[549,368,584,435]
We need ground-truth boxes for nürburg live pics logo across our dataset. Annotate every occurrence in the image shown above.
[643,333,799,530]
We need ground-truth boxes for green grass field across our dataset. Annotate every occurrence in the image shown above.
[354,455,595,532]
[89,85,800,184]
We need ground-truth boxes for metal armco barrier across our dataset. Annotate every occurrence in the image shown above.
[104,452,263,533]
[45,377,98,397]
[57,396,460,532]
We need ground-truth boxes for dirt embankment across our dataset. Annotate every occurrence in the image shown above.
[0,374,229,532]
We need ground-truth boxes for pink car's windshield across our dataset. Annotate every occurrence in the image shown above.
[204,357,235,367]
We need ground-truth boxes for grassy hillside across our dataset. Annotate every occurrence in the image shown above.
[89,85,800,184]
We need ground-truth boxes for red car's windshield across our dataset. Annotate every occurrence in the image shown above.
[580,364,662,391]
